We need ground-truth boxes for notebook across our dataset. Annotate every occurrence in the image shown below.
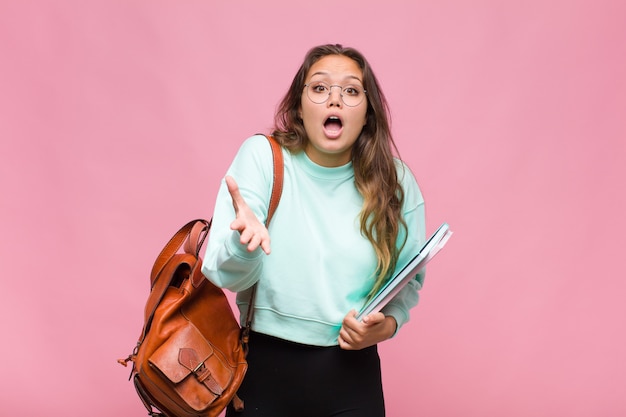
[356,222,452,320]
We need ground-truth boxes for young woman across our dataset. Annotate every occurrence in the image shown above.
[202,44,426,417]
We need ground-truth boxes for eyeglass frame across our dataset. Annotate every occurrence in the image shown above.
[303,82,368,107]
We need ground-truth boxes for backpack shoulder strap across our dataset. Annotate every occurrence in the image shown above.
[241,135,284,350]
[266,135,284,227]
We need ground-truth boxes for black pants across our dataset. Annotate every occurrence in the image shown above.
[226,331,385,417]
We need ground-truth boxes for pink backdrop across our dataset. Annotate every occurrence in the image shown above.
[1,1,625,416]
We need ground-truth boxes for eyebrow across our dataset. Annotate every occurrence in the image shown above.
[309,71,364,84]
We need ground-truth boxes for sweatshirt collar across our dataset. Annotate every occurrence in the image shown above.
[295,150,354,180]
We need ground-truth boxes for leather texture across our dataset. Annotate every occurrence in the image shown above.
[119,135,284,417]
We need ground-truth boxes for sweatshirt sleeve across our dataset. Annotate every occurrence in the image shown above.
[380,161,426,332]
[201,135,274,292]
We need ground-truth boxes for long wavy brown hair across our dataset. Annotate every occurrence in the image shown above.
[272,44,407,297]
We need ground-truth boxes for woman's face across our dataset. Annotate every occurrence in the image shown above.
[299,55,367,167]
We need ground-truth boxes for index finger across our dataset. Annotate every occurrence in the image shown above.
[225,176,245,208]
[342,309,359,328]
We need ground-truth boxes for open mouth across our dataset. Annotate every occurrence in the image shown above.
[323,116,343,138]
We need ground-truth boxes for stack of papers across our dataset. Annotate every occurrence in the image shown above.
[357,222,452,320]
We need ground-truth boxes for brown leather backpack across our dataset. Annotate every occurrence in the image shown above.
[119,135,283,416]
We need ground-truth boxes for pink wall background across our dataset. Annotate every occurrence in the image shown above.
[1,1,625,416]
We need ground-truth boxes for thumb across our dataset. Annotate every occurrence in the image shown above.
[362,312,385,326]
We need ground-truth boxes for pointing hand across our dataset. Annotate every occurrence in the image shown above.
[225,175,271,254]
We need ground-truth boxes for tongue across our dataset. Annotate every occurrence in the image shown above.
[325,119,342,132]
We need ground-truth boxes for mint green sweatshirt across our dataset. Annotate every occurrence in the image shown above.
[202,135,426,346]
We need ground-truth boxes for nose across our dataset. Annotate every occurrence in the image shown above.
[327,86,343,107]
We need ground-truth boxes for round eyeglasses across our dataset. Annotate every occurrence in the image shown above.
[304,82,367,107]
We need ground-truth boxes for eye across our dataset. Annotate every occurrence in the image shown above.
[343,86,361,96]
[310,82,329,94]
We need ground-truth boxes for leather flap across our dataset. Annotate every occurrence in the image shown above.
[149,325,213,384]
